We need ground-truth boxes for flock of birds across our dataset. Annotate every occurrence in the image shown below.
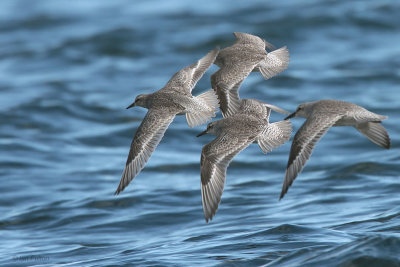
[114,32,391,222]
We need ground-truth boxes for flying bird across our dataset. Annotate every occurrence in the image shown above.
[281,99,391,199]
[115,48,220,194]
[211,32,289,117]
[197,99,292,222]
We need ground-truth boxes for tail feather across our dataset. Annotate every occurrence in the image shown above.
[186,89,219,127]
[258,120,292,154]
[355,122,391,149]
[259,46,289,79]
[197,89,220,111]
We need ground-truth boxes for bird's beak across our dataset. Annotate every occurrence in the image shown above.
[126,102,135,109]
[197,130,208,137]
[284,111,296,120]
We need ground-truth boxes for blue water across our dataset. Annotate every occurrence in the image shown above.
[1,0,399,266]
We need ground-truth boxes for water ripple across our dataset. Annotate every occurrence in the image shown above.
[1,0,400,266]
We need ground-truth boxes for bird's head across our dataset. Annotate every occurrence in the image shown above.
[126,94,150,109]
[197,121,219,137]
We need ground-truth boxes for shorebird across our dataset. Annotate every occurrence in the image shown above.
[115,48,220,195]
[281,99,391,199]
[211,32,289,117]
[197,99,292,222]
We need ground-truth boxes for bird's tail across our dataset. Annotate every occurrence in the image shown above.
[257,119,292,154]
[186,89,219,127]
[259,46,290,79]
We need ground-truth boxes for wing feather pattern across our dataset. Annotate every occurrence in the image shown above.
[201,133,255,222]
[280,114,341,199]
[115,109,176,194]
[163,48,219,94]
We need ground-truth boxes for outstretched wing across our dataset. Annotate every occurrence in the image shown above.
[211,51,263,117]
[201,132,255,222]
[115,109,176,194]
[233,32,265,48]
[280,113,341,199]
[355,122,391,149]
[163,48,219,94]
[211,71,244,117]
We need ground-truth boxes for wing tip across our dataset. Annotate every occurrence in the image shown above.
[381,136,391,149]
[279,165,298,200]
[385,139,391,149]
[204,213,213,223]
[279,188,289,201]
[114,179,126,195]
[204,47,220,64]
[279,180,290,200]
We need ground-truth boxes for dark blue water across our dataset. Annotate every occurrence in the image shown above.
[1,0,399,266]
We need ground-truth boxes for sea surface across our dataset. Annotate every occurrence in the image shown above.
[1,0,399,266]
